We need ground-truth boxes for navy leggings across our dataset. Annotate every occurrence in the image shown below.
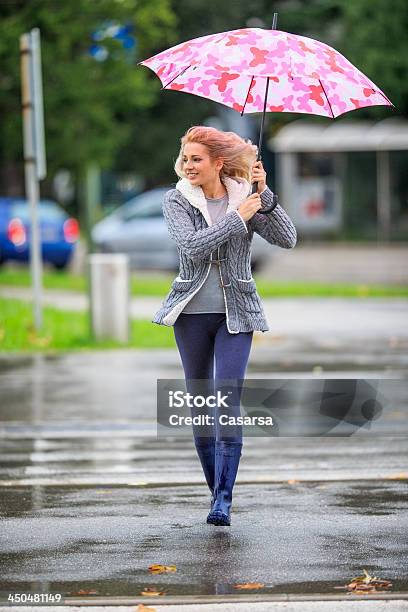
[173,313,253,443]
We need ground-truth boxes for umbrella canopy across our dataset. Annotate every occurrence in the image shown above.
[139,27,394,119]
[139,24,394,212]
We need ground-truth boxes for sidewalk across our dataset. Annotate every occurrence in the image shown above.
[257,242,408,285]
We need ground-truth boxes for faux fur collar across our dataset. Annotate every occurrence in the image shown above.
[176,175,251,226]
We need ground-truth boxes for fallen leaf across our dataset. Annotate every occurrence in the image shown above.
[72,589,98,595]
[140,587,165,596]
[234,582,264,590]
[350,569,372,583]
[287,479,300,484]
[385,472,408,480]
[337,569,392,594]
[135,605,156,612]
[148,564,177,574]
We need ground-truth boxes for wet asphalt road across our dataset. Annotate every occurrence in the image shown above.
[0,341,407,604]
[1,479,407,599]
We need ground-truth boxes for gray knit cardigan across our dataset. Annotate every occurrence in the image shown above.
[152,175,297,334]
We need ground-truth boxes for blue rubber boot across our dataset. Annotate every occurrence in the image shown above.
[206,441,243,526]
[195,440,216,511]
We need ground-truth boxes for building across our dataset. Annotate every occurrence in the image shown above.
[269,118,408,241]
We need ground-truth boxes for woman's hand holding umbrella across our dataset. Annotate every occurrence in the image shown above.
[251,160,267,194]
[238,158,268,220]
[250,159,280,213]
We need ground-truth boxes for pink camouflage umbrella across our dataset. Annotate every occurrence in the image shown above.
[138,14,394,212]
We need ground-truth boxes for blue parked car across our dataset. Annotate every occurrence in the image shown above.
[0,197,79,269]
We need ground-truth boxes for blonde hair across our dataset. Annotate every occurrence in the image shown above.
[174,125,258,183]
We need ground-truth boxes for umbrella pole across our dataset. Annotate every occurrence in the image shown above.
[252,13,280,214]
[250,87,270,195]
[256,80,270,165]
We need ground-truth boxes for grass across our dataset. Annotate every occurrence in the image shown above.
[0,297,176,352]
[0,267,87,292]
[0,267,172,295]
[1,267,407,297]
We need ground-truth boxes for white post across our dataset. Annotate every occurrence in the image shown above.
[88,254,130,343]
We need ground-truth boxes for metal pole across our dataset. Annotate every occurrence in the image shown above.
[20,32,43,331]
[31,28,46,181]
[376,150,391,242]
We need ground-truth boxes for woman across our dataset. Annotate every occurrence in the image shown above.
[153,126,297,526]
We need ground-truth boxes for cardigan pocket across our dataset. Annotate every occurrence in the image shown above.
[172,277,195,292]
[236,278,257,293]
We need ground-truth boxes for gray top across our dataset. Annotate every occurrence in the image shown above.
[182,193,228,314]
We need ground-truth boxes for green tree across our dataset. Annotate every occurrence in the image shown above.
[0,0,177,196]
[338,0,408,117]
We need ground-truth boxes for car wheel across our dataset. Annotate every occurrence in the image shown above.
[52,261,68,270]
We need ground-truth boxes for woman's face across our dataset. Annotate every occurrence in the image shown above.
[182,143,222,186]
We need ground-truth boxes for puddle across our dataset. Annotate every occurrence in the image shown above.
[329,483,408,516]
